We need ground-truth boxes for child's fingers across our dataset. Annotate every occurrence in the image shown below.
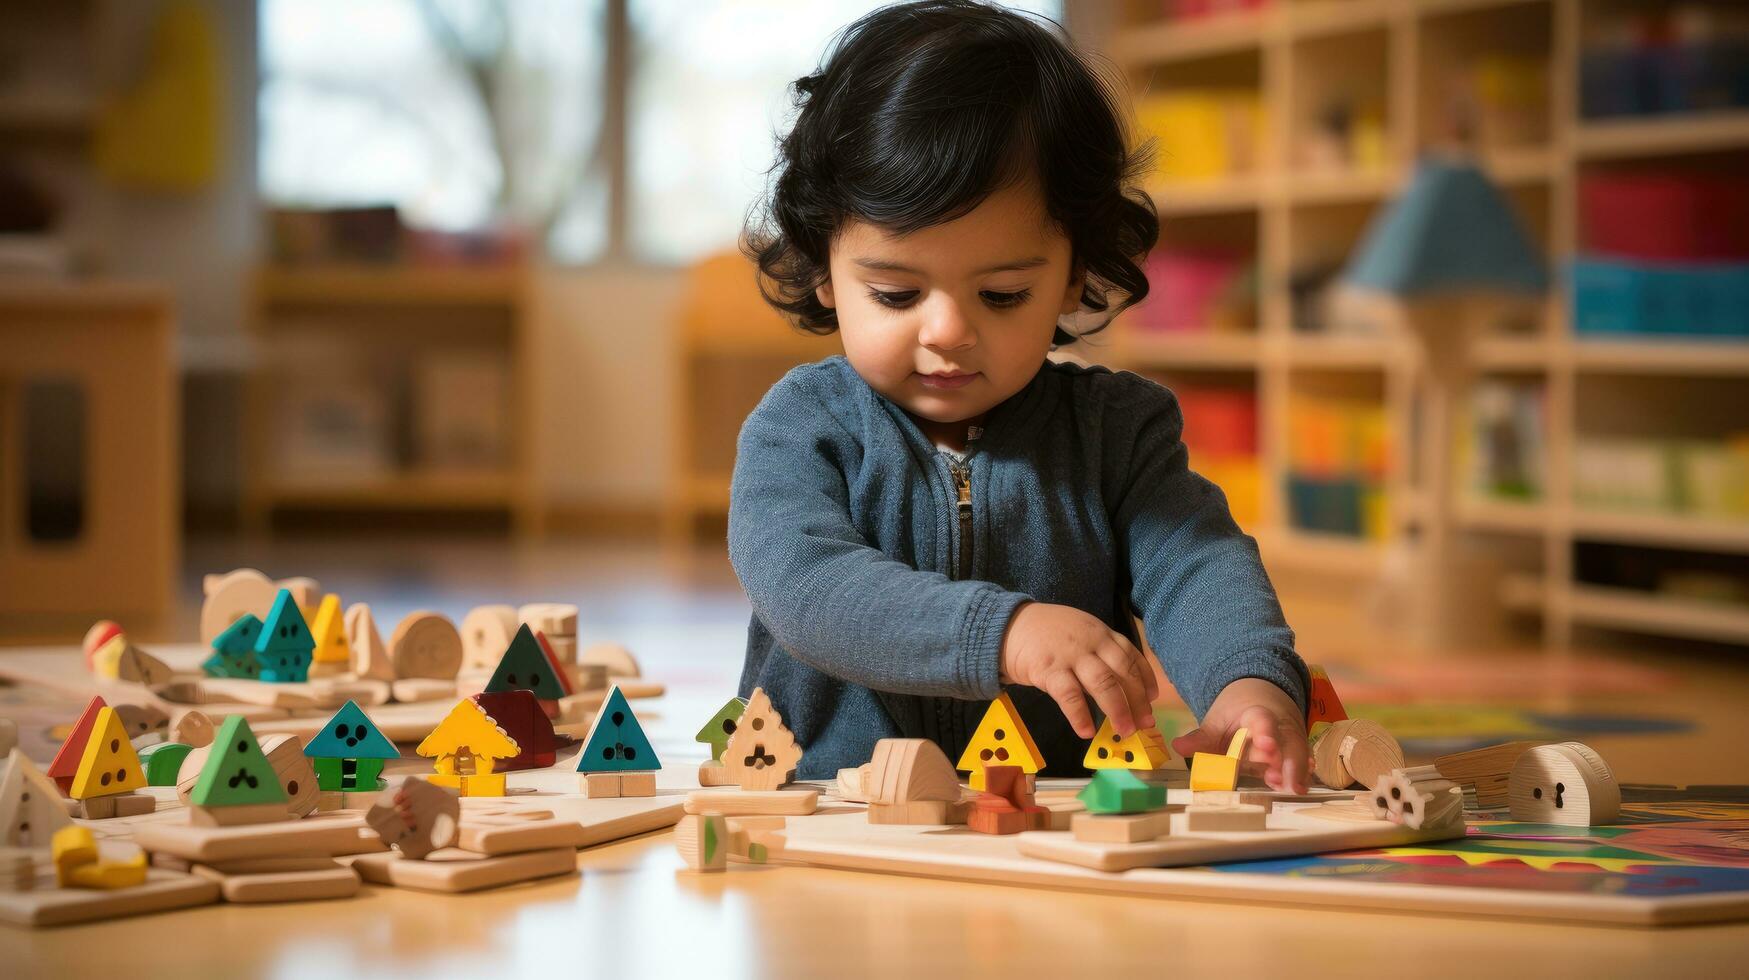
[1042,669,1096,739]
[1170,726,1221,760]
[1072,658,1138,737]
[1107,631,1161,702]
[1095,640,1156,731]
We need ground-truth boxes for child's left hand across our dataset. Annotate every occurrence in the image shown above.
[1170,677,1309,794]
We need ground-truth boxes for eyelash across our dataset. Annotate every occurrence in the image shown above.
[865,288,1033,311]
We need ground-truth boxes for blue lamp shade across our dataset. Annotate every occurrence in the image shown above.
[1343,159,1549,297]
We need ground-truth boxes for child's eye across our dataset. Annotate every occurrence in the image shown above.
[866,288,919,309]
[981,288,1032,309]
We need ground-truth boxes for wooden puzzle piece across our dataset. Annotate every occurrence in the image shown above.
[0,749,74,848]
[47,695,107,793]
[365,779,460,859]
[864,738,961,805]
[304,699,400,792]
[956,692,1045,791]
[207,613,264,679]
[259,734,320,817]
[867,799,970,825]
[190,859,359,902]
[694,696,748,763]
[255,589,315,683]
[684,789,818,817]
[1508,742,1618,827]
[453,810,589,855]
[967,765,1049,835]
[116,644,174,686]
[132,814,371,863]
[190,715,290,813]
[309,593,353,670]
[1082,717,1170,770]
[1071,810,1173,843]
[349,845,576,893]
[1078,768,1167,814]
[473,690,564,771]
[575,684,660,774]
[390,611,464,680]
[1176,803,1269,832]
[70,707,147,800]
[114,703,170,744]
[485,623,571,701]
[346,602,396,682]
[720,687,802,791]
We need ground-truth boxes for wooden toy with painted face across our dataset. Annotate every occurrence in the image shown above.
[1508,742,1619,827]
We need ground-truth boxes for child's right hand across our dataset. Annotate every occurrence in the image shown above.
[998,601,1160,740]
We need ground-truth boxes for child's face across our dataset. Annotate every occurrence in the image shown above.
[817,180,1084,431]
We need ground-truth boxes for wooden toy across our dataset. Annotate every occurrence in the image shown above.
[390,610,464,680]
[518,602,580,664]
[418,698,519,797]
[484,623,572,708]
[365,778,460,859]
[1083,717,1171,770]
[472,690,566,771]
[392,678,458,703]
[133,814,372,864]
[0,859,219,927]
[69,706,151,818]
[114,702,170,745]
[461,604,520,671]
[47,695,107,794]
[1,849,32,891]
[1079,767,1168,814]
[90,633,131,680]
[1369,766,1464,830]
[199,568,283,644]
[1177,803,1270,832]
[1190,790,1283,811]
[579,641,640,679]
[346,602,396,682]
[82,620,125,671]
[684,789,818,817]
[51,826,147,889]
[259,734,321,817]
[1,750,73,848]
[1306,663,1348,723]
[308,593,353,677]
[695,696,749,763]
[350,845,576,893]
[966,765,1049,836]
[304,699,400,792]
[1435,740,1540,809]
[1189,727,1250,792]
[1508,742,1619,827]
[859,738,965,825]
[140,742,193,786]
[1071,810,1173,843]
[115,643,173,685]
[576,684,660,798]
[189,859,361,902]
[1309,718,1404,790]
[188,715,290,826]
[719,687,802,792]
[255,589,315,683]
[956,692,1045,792]
[453,808,590,855]
[203,613,264,679]
[0,719,14,758]
[171,709,216,748]
[675,813,731,872]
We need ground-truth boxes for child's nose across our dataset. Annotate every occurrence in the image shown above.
[917,297,976,352]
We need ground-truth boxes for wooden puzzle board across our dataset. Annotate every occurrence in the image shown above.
[0,867,219,927]
[775,795,1749,927]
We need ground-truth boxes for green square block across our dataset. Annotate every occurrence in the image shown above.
[313,756,385,792]
[1077,768,1167,814]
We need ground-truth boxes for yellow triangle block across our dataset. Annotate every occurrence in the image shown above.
[956,692,1045,791]
[70,707,146,799]
[1082,718,1170,770]
[309,594,352,664]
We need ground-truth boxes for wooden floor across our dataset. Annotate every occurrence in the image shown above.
[2,533,1746,974]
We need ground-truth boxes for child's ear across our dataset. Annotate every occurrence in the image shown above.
[1059,266,1085,316]
[815,279,836,309]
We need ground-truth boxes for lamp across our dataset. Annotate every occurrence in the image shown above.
[1340,157,1548,647]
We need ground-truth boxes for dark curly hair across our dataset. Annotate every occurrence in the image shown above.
[744,0,1159,347]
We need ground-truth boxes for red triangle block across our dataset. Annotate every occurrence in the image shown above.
[533,630,573,697]
[48,695,108,793]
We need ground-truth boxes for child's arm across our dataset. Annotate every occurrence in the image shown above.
[1107,377,1311,791]
[728,373,1155,736]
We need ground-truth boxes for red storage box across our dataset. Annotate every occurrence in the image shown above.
[1580,174,1749,261]
[1174,385,1258,458]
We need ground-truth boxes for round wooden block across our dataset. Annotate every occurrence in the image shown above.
[1335,719,1403,789]
[199,568,280,645]
[578,642,640,679]
[389,612,464,680]
[1309,721,1354,789]
[1509,742,1619,827]
[170,710,215,749]
[517,603,579,638]
[460,605,519,672]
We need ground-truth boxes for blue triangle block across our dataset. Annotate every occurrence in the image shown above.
[575,686,660,773]
[303,700,400,760]
[213,613,263,656]
[255,589,313,682]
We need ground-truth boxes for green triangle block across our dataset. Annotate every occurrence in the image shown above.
[1077,768,1165,815]
[693,696,748,762]
[575,686,660,773]
[484,624,570,700]
[191,715,289,808]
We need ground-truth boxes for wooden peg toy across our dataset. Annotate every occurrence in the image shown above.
[720,687,803,792]
[1370,766,1465,830]
[390,610,464,680]
[956,692,1045,791]
[576,684,660,796]
[485,624,573,708]
[1188,727,1250,792]
[365,779,460,859]
[0,749,74,848]
[1508,742,1619,827]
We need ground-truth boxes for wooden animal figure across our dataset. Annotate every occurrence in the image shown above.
[417,698,520,797]
[255,589,314,683]
[1508,742,1619,827]
[47,696,107,794]
[188,715,289,826]
[304,699,400,792]
[365,779,459,859]
[0,749,74,847]
[720,687,802,792]
[956,692,1045,791]
[1083,717,1170,771]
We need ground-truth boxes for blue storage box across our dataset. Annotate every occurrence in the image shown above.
[1570,260,1749,338]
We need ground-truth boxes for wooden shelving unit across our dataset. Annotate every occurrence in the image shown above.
[1106,0,1749,646]
[241,264,543,535]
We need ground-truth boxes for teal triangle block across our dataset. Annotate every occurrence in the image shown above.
[303,700,399,760]
[485,624,569,700]
[213,613,263,656]
[575,686,660,773]
[255,590,313,655]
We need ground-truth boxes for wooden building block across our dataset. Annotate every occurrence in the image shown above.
[259,734,320,817]
[695,697,749,763]
[582,772,623,798]
[116,644,174,685]
[1082,717,1170,770]
[70,706,147,800]
[392,678,458,703]
[864,738,962,804]
[1,749,74,848]
[0,867,220,927]
[346,602,396,682]
[836,765,871,802]
[966,799,1030,836]
[684,789,819,817]
[1190,790,1276,812]
[1175,803,1269,833]
[461,605,520,672]
[1508,742,1619,827]
[955,692,1045,791]
[675,814,729,872]
[389,611,464,680]
[867,799,969,825]
[349,846,576,893]
[697,762,737,787]
[190,802,292,827]
[719,687,803,791]
[133,815,368,863]
[1071,811,1173,844]
[578,641,640,679]
[365,778,460,859]
[618,771,657,797]
[1079,768,1167,814]
[192,860,360,903]
[454,810,589,855]
[72,793,155,820]
[1435,740,1541,809]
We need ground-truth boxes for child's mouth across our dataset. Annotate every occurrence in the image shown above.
[918,371,979,390]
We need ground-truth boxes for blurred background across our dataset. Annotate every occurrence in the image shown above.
[1,0,1746,699]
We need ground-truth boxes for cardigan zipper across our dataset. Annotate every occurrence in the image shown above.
[949,458,972,581]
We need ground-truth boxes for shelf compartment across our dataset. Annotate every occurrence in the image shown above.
[1571,510,1749,556]
[1576,111,1749,160]
[1568,584,1749,645]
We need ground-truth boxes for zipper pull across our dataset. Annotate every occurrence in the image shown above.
[950,459,973,581]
